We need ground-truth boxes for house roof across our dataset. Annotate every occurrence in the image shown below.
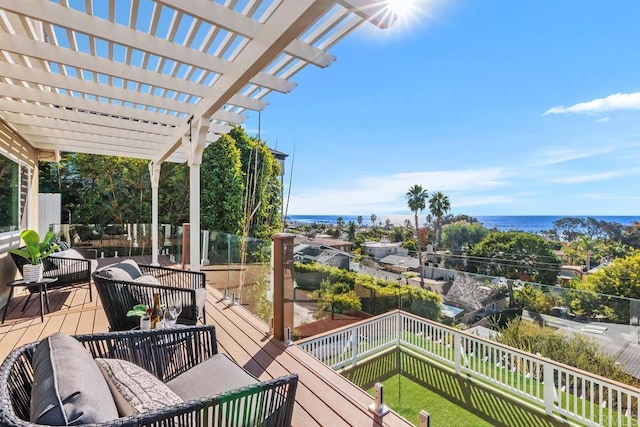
[294,236,354,248]
[0,1,396,163]
[294,243,353,264]
[378,254,419,269]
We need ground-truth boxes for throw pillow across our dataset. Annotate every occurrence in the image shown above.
[95,358,183,416]
[103,259,143,282]
[50,248,85,268]
[30,333,119,425]
[131,274,162,306]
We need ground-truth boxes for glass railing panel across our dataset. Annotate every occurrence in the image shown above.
[201,231,272,327]
[49,223,182,261]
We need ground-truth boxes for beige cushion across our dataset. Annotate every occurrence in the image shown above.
[95,358,182,416]
[166,353,258,401]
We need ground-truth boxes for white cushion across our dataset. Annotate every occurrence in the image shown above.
[50,248,85,267]
[131,275,162,306]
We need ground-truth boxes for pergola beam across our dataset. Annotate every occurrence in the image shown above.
[156,0,337,164]
[0,0,295,93]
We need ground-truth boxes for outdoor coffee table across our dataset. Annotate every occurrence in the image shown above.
[2,277,57,323]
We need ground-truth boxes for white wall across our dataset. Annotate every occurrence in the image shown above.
[38,193,61,237]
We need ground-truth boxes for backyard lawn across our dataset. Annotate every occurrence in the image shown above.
[345,349,569,427]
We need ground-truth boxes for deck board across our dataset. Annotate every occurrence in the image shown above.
[0,262,413,427]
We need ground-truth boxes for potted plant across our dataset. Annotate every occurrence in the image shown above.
[127,304,153,330]
[9,230,58,283]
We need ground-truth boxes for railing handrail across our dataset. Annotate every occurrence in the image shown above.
[298,310,640,396]
[295,310,399,346]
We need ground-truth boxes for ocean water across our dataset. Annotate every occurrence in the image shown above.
[286,215,640,234]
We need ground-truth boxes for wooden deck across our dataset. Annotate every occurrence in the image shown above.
[0,257,412,427]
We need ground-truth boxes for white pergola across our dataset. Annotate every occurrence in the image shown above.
[0,0,396,269]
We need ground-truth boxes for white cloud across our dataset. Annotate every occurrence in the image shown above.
[552,170,632,184]
[286,168,511,215]
[544,92,640,115]
[596,117,610,123]
[530,147,615,166]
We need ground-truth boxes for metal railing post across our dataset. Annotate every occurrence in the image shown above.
[272,233,295,342]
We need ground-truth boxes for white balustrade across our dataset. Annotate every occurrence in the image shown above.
[296,310,640,426]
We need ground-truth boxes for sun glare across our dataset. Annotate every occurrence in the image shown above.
[386,0,421,19]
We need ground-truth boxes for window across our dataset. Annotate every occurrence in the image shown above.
[0,152,29,233]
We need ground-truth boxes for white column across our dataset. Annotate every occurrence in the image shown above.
[149,161,161,266]
[186,118,208,272]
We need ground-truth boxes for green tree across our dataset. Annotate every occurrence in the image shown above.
[347,221,356,241]
[582,252,640,302]
[468,231,561,287]
[370,213,377,228]
[313,279,361,319]
[64,154,151,225]
[428,191,450,249]
[441,221,488,270]
[406,184,428,288]
[357,215,363,227]
[440,221,488,252]
[336,216,344,234]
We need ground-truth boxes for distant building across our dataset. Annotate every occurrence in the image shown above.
[294,236,354,253]
[363,241,407,261]
[378,254,420,273]
[294,243,353,270]
[558,265,584,285]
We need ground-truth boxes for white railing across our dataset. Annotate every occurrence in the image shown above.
[297,310,640,427]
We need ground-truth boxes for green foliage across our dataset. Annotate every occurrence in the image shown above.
[64,154,152,225]
[9,230,57,265]
[498,318,635,386]
[38,126,282,240]
[313,279,361,318]
[582,252,640,298]
[294,262,442,320]
[441,221,488,252]
[201,134,244,235]
[468,231,560,285]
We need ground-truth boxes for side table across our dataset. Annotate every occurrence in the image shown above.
[2,277,58,323]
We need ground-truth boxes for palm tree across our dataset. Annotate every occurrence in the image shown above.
[406,184,428,287]
[357,215,363,227]
[429,191,450,250]
[336,216,344,233]
[370,213,377,228]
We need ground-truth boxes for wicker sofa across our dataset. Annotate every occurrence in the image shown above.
[10,247,98,301]
[92,259,207,331]
[0,325,298,426]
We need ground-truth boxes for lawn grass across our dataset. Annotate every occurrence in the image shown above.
[367,374,493,426]
[344,348,569,426]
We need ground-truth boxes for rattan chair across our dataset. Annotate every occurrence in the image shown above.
[10,248,98,301]
[0,325,298,426]
[93,264,207,331]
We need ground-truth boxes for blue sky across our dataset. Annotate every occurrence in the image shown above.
[242,0,640,217]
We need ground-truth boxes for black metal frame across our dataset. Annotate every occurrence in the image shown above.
[0,326,298,426]
[93,264,207,331]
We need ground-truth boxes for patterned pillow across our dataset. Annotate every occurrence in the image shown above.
[95,358,183,417]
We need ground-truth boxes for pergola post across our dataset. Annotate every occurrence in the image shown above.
[149,161,161,266]
[186,118,208,272]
